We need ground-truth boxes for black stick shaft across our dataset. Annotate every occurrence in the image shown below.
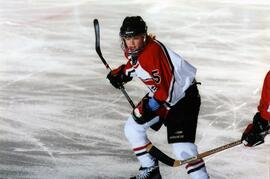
[93,19,135,108]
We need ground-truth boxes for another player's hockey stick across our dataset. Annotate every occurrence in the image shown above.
[146,140,242,167]
[93,19,135,108]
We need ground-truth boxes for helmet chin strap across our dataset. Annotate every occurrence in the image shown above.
[128,49,140,65]
[121,35,147,65]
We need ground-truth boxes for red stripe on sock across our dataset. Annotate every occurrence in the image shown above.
[133,142,151,152]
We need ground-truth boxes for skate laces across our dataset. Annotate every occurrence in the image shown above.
[136,165,158,179]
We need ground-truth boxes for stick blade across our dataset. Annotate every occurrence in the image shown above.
[146,144,176,167]
[93,19,100,49]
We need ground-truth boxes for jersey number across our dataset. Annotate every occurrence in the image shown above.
[152,70,161,84]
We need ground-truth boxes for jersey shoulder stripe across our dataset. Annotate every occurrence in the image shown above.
[154,40,176,104]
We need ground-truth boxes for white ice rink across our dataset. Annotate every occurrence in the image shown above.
[0,0,270,178]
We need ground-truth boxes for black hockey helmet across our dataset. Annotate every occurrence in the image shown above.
[120,16,147,38]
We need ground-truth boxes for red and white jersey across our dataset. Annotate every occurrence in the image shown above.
[258,70,270,121]
[123,38,196,107]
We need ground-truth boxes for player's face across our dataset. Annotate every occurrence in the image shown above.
[124,35,145,52]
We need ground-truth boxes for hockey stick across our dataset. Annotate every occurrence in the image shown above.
[146,140,242,167]
[93,19,135,108]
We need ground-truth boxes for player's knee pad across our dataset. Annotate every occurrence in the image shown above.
[124,116,148,146]
[172,142,198,159]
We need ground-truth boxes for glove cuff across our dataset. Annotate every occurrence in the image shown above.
[253,112,270,133]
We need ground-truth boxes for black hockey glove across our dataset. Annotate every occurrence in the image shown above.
[241,112,270,147]
[132,96,160,124]
[107,65,132,89]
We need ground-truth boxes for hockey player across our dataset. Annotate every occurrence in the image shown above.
[241,70,270,146]
[107,16,209,179]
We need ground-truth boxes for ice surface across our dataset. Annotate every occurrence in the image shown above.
[0,0,269,178]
